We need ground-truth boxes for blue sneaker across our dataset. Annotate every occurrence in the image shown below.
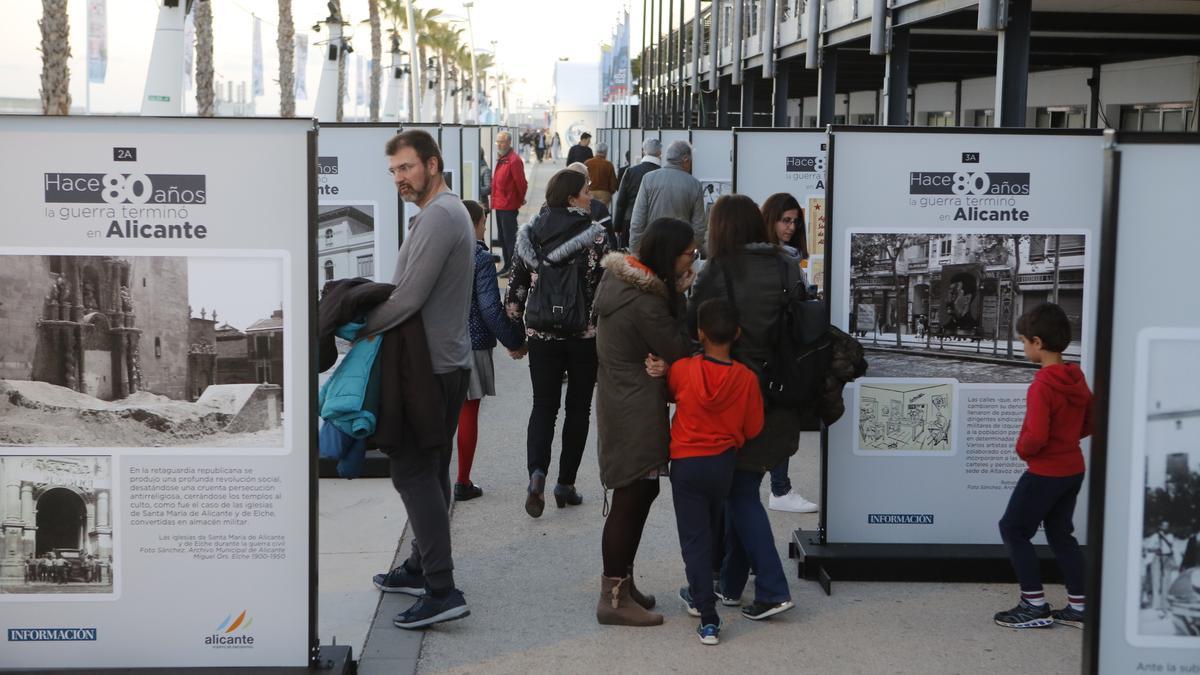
[373,565,425,596]
[697,618,723,645]
[678,586,701,617]
[392,589,470,629]
[993,600,1053,629]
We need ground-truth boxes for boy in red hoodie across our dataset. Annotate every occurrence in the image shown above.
[667,298,764,645]
[994,303,1093,630]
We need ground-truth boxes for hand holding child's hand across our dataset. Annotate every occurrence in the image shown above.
[645,354,668,378]
[509,345,529,360]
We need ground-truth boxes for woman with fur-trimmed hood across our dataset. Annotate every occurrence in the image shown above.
[505,169,610,519]
[591,217,697,627]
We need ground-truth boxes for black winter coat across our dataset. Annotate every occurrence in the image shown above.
[613,159,661,233]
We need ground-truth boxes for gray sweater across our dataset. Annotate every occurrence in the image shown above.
[628,163,707,255]
[361,189,474,373]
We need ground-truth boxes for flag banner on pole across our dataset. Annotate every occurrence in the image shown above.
[86,0,107,84]
[610,11,630,100]
[356,55,365,106]
[295,34,308,100]
[183,8,195,89]
[252,16,265,96]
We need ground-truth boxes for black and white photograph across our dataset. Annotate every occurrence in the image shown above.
[0,456,115,597]
[317,203,378,290]
[701,180,731,219]
[847,231,1088,384]
[0,254,285,448]
[1134,332,1200,641]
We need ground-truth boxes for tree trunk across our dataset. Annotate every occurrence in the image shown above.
[893,254,903,348]
[195,0,214,117]
[369,0,381,121]
[1006,235,1023,359]
[39,0,72,115]
[434,53,445,123]
[277,0,295,117]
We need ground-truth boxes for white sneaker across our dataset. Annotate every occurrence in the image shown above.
[768,490,819,513]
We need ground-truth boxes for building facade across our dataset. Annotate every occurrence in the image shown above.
[245,309,284,392]
[317,206,375,291]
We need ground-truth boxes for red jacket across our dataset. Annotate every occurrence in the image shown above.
[1015,363,1093,477]
[492,149,527,211]
[668,355,764,460]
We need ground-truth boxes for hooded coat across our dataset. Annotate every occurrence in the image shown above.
[1016,363,1093,477]
[667,355,765,459]
[594,253,694,489]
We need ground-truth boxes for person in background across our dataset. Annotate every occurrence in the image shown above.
[585,143,618,208]
[505,169,611,518]
[455,200,526,502]
[567,132,594,166]
[759,193,819,514]
[629,140,706,255]
[492,131,528,278]
[478,147,492,216]
[535,131,547,163]
[565,162,618,249]
[994,303,1092,630]
[551,132,562,161]
[613,138,662,249]
[593,217,697,627]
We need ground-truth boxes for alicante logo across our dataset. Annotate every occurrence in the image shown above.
[43,173,207,205]
[8,627,97,642]
[205,610,255,648]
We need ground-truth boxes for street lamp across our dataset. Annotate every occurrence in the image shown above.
[463,2,480,123]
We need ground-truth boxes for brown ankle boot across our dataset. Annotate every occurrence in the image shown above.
[627,566,656,610]
[596,575,664,626]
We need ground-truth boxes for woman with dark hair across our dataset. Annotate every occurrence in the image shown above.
[759,193,818,514]
[592,217,697,626]
[505,169,611,518]
[687,194,799,621]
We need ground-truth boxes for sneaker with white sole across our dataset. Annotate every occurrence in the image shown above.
[392,589,470,629]
[679,586,701,617]
[696,618,723,646]
[993,600,1054,629]
[741,599,796,620]
[768,490,819,513]
[373,565,426,596]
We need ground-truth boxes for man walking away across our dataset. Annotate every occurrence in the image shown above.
[364,130,476,630]
[629,140,706,255]
[492,131,528,277]
[585,143,617,208]
[613,138,662,248]
[567,132,594,166]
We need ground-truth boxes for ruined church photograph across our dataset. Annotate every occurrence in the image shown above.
[0,254,286,448]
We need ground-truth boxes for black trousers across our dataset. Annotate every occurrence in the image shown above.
[387,368,470,592]
[526,337,598,486]
[999,471,1086,596]
[496,209,519,271]
[671,449,737,618]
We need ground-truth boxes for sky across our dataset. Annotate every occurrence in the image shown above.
[188,256,283,333]
[0,0,637,115]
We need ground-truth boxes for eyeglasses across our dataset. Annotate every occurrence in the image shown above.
[780,217,799,226]
[690,248,700,261]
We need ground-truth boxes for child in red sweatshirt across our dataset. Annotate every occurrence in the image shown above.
[994,303,1093,630]
[667,298,764,645]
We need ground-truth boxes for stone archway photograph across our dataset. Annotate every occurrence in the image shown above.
[0,456,114,596]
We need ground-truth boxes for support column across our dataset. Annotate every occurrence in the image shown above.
[884,27,910,125]
[817,48,839,127]
[741,75,756,127]
[955,80,963,125]
[1088,64,1101,128]
[773,61,792,127]
[20,484,34,558]
[995,0,1031,127]
[717,76,732,127]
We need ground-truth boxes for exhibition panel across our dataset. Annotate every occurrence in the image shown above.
[461,126,483,202]
[825,128,1105,546]
[440,125,464,196]
[0,116,316,668]
[660,128,688,148]
[690,128,734,237]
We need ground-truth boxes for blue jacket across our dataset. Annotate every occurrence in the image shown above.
[318,322,383,438]
[469,240,525,351]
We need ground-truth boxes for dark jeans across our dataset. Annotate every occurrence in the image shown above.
[999,471,1086,596]
[721,469,791,604]
[671,449,737,619]
[526,337,597,486]
[496,209,519,271]
[769,458,792,497]
[387,368,470,592]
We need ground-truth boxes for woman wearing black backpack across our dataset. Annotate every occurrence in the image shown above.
[685,194,798,621]
[505,169,611,518]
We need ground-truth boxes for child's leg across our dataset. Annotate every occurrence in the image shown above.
[999,472,1057,602]
[725,469,791,604]
[1042,473,1087,606]
[456,398,481,485]
[671,451,736,624]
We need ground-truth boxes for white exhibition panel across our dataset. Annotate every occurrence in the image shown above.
[479,126,497,245]
[440,126,464,196]
[690,129,734,183]
[630,129,645,158]
[318,124,402,286]
[1094,140,1200,673]
[660,129,689,148]
[826,129,1104,545]
[0,116,313,667]
[461,126,482,202]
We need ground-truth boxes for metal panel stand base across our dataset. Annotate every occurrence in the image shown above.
[18,645,354,674]
[789,529,1078,596]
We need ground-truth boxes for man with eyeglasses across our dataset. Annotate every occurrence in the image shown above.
[362,129,475,629]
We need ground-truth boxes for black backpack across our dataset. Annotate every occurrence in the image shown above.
[523,224,591,334]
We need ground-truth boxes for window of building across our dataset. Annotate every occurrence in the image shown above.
[323,260,334,281]
[154,336,162,358]
[851,114,876,125]
[1034,106,1086,129]
[1119,103,1195,132]
[939,239,952,257]
[925,111,954,127]
[357,255,374,277]
[972,109,994,128]
[324,228,333,247]
[256,363,272,384]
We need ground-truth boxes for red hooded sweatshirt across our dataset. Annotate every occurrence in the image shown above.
[1015,363,1093,477]
[668,355,765,460]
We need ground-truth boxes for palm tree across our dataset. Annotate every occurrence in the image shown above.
[195,0,214,117]
[474,51,495,116]
[367,0,381,121]
[426,22,461,123]
[453,44,473,123]
[39,0,71,115]
[277,0,295,117]
[383,2,442,122]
